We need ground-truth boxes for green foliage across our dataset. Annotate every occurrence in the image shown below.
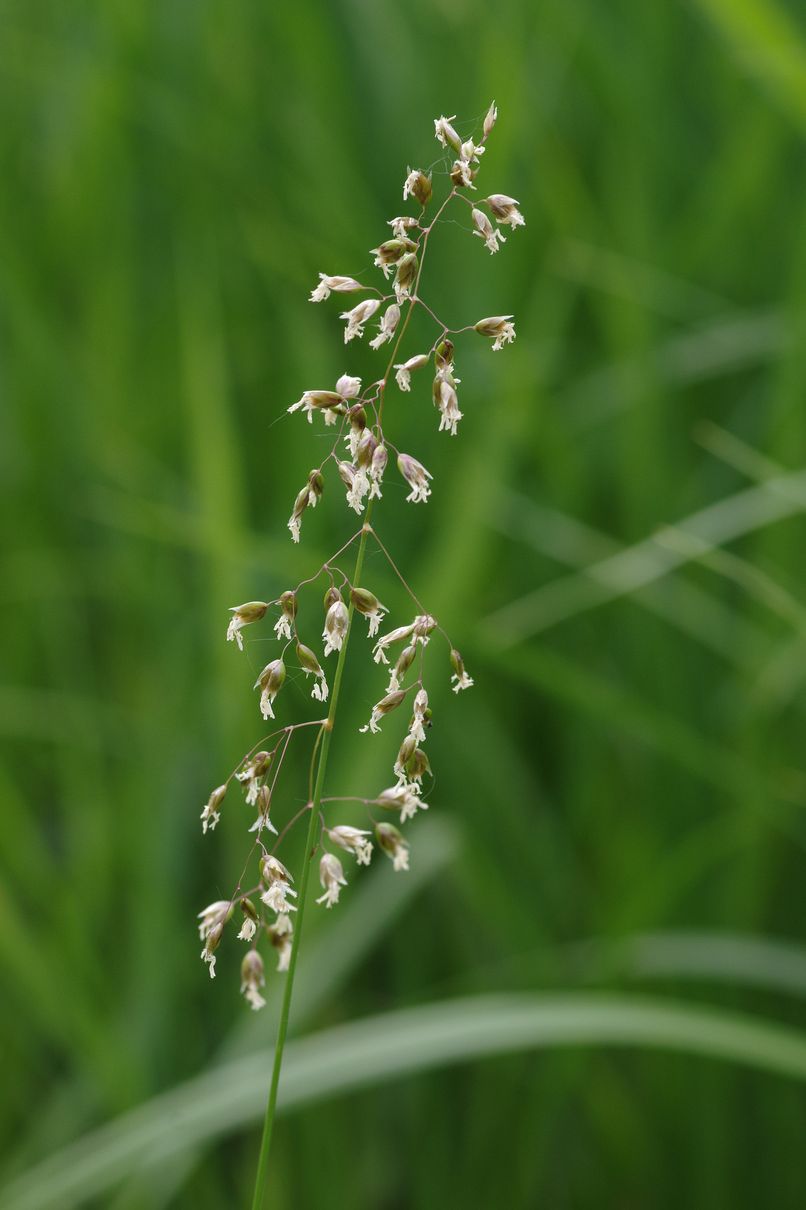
[3,0,806,1205]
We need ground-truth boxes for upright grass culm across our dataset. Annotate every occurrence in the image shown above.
[194,104,523,1206]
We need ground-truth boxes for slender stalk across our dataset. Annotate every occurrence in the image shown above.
[250,188,453,1209]
[250,520,372,1209]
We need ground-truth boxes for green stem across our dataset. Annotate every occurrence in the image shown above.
[250,519,372,1209]
[250,184,457,1208]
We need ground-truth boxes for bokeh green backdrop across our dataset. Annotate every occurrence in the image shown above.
[4,0,806,1205]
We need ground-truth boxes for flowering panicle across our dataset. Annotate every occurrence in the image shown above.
[196,104,519,1017]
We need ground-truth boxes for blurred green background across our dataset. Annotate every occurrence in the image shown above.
[5,0,806,1205]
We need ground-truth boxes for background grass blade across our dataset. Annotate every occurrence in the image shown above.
[5,992,806,1210]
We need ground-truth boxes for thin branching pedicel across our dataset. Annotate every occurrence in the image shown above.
[196,102,521,1201]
